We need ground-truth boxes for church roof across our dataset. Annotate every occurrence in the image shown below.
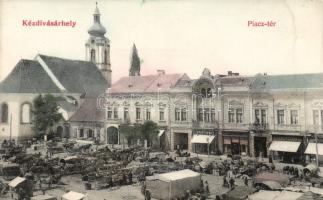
[0,54,107,95]
[110,73,188,93]
[69,98,104,122]
[38,54,107,94]
[0,59,61,93]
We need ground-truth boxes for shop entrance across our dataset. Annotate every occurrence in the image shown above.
[232,143,240,154]
[174,132,188,150]
[254,136,267,158]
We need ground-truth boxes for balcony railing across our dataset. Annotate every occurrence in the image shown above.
[172,120,191,127]
[250,123,269,131]
[106,118,122,124]
[192,120,218,129]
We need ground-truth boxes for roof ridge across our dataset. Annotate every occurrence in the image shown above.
[38,54,92,63]
[264,72,323,77]
[142,75,160,92]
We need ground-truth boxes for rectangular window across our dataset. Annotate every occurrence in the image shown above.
[159,108,165,121]
[290,110,298,125]
[211,109,216,122]
[113,107,118,119]
[313,110,319,125]
[198,108,203,122]
[236,108,243,123]
[136,107,141,120]
[255,109,260,123]
[107,107,112,119]
[204,108,210,122]
[124,107,129,121]
[79,129,84,138]
[175,108,181,121]
[228,108,235,123]
[261,109,266,124]
[277,110,284,124]
[181,108,187,121]
[146,108,151,120]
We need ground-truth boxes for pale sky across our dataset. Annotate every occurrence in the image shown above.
[0,0,322,83]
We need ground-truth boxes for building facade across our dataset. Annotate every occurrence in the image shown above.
[71,69,323,159]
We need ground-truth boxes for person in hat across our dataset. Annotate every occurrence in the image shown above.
[144,189,151,200]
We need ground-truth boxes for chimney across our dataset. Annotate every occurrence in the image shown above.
[157,70,165,75]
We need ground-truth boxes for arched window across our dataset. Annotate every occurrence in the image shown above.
[104,49,108,63]
[201,88,206,98]
[21,103,31,123]
[1,103,8,123]
[90,49,96,62]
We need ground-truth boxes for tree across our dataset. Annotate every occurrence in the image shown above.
[141,121,159,147]
[129,44,141,76]
[120,124,141,146]
[32,94,63,138]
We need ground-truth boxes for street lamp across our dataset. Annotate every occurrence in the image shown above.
[314,125,319,167]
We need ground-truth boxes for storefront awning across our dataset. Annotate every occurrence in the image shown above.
[305,143,323,155]
[269,141,301,153]
[191,135,215,144]
[158,130,165,137]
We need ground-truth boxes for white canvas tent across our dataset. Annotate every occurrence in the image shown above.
[8,176,26,188]
[62,191,85,200]
[31,194,57,200]
[248,190,303,200]
[146,169,201,200]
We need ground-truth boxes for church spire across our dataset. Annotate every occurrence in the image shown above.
[85,2,112,87]
[88,2,106,37]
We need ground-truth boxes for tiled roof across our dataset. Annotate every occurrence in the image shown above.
[110,73,188,93]
[250,73,323,90]
[69,98,104,122]
[39,54,107,94]
[0,55,108,94]
[219,76,252,86]
[0,60,61,93]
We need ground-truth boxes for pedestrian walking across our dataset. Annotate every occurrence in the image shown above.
[244,176,248,186]
[144,189,151,200]
[204,180,209,195]
[223,175,227,187]
[229,178,235,189]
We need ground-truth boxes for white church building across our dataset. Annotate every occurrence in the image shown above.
[0,4,110,141]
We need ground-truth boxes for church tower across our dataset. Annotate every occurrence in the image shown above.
[85,3,111,87]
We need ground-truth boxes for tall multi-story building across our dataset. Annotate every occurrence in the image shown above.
[72,68,323,160]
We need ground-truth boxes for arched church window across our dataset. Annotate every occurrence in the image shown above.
[21,103,31,123]
[1,103,8,123]
[90,49,96,62]
[104,49,107,63]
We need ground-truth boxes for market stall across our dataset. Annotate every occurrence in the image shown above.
[146,169,201,200]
